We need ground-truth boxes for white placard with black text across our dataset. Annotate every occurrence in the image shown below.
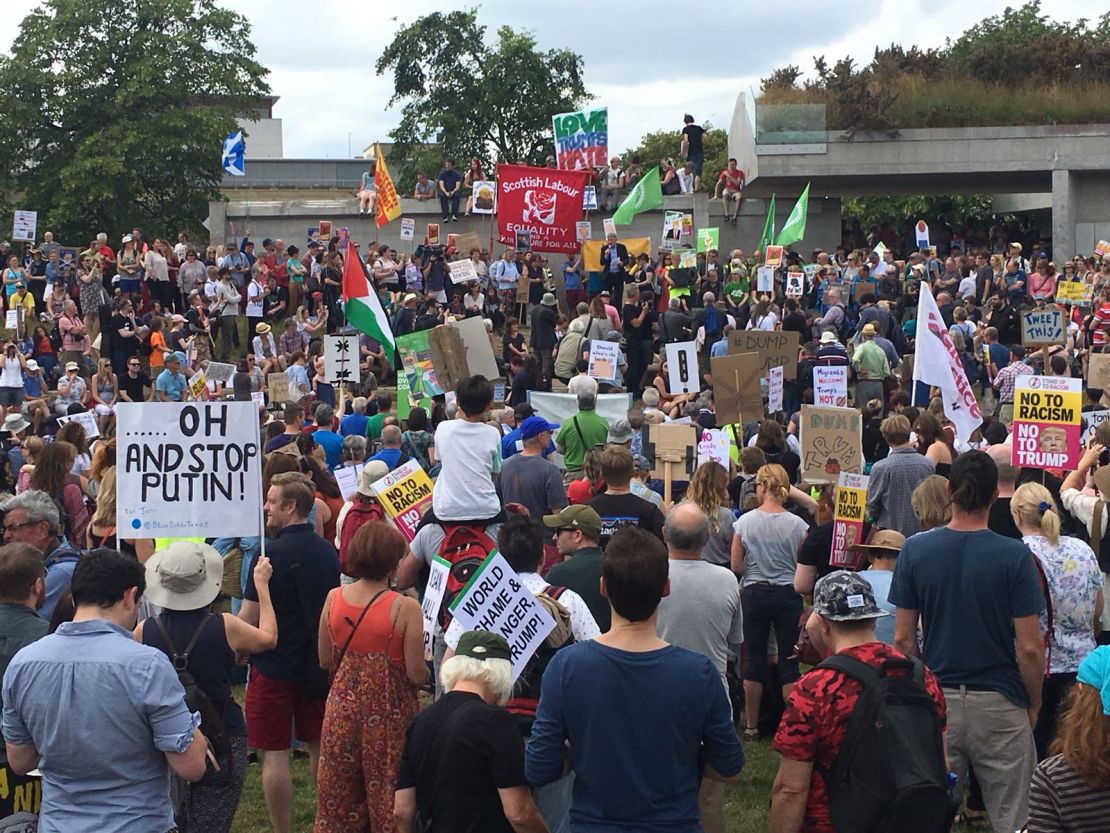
[665,341,699,395]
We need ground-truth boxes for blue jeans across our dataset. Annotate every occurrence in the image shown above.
[533,771,574,833]
[439,193,460,217]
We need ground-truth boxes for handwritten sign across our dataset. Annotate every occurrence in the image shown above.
[448,258,479,285]
[324,334,357,385]
[814,366,848,407]
[800,405,863,484]
[1055,280,1093,306]
[369,458,434,541]
[697,429,731,468]
[1082,409,1110,446]
[768,365,784,413]
[831,472,869,568]
[1021,307,1064,347]
[587,340,619,382]
[204,361,236,383]
[420,556,451,660]
[267,372,290,404]
[57,410,100,440]
[727,331,799,380]
[1011,376,1082,471]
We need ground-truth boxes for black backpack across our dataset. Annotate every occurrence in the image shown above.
[816,654,950,833]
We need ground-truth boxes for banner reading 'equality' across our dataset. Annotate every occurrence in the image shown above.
[497,164,591,254]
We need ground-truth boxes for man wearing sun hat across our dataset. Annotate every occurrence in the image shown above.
[853,529,905,645]
[770,570,947,833]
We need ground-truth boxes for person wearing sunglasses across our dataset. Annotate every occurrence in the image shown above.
[543,505,607,631]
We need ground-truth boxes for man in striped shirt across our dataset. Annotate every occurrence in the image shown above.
[1089,285,1110,348]
[992,345,1033,426]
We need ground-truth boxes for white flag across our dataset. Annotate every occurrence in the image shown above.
[912,281,983,442]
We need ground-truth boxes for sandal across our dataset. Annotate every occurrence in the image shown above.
[742,728,760,742]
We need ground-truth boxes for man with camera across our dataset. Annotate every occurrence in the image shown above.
[622,285,656,398]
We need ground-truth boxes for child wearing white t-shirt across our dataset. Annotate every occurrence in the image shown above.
[431,375,503,522]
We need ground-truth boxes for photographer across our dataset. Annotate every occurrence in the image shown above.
[622,284,656,398]
[422,246,449,305]
[0,339,27,422]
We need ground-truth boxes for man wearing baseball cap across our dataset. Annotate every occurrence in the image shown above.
[770,570,947,833]
[499,416,566,523]
[543,505,607,630]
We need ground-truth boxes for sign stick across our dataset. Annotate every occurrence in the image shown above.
[1042,345,1050,377]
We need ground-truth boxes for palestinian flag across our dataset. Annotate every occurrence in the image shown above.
[341,240,395,355]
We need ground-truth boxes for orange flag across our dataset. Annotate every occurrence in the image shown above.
[374,144,402,228]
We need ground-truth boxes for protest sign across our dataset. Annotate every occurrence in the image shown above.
[711,352,763,425]
[1097,240,1110,258]
[369,459,434,541]
[552,106,608,170]
[493,382,505,403]
[664,341,699,395]
[697,429,731,468]
[397,329,445,399]
[831,472,869,569]
[333,463,364,500]
[426,223,440,245]
[447,315,500,381]
[420,556,451,660]
[1082,409,1110,446]
[204,361,236,384]
[528,391,631,426]
[4,311,17,332]
[318,220,332,240]
[576,221,592,242]
[765,245,784,268]
[588,340,619,382]
[57,410,100,440]
[646,422,699,484]
[1055,280,1093,306]
[497,164,591,254]
[448,258,479,285]
[1011,376,1082,471]
[1021,307,1064,347]
[814,366,849,407]
[267,372,290,404]
[582,186,597,210]
[756,266,774,293]
[800,405,863,484]
[250,391,265,407]
[786,272,805,298]
[727,330,799,380]
[602,218,616,238]
[399,217,415,242]
[449,551,557,679]
[11,210,36,243]
[697,228,720,253]
[428,326,470,394]
[678,249,698,269]
[1088,352,1110,392]
[117,402,261,538]
[663,211,684,242]
[471,181,496,214]
[852,280,877,303]
[187,371,208,401]
[915,220,930,248]
[323,334,357,385]
[515,230,531,252]
[768,365,784,413]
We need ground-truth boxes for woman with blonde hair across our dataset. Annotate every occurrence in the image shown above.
[86,466,155,561]
[731,463,809,740]
[686,461,735,567]
[1028,646,1110,830]
[1012,481,1104,759]
[910,474,952,532]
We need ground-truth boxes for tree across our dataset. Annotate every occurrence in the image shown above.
[622,124,730,188]
[376,10,591,183]
[0,0,269,243]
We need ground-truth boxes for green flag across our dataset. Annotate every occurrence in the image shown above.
[758,194,776,253]
[613,165,662,225]
[775,183,810,247]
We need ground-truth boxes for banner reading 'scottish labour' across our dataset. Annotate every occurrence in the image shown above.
[1011,376,1082,471]
[552,107,608,170]
[497,164,591,254]
[117,402,262,539]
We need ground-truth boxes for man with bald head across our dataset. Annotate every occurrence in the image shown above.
[986,442,1022,539]
[368,423,406,470]
[655,500,743,833]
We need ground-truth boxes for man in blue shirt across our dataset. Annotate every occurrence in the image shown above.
[368,424,406,470]
[526,526,743,831]
[155,351,188,401]
[311,403,343,469]
[339,395,370,437]
[436,158,463,222]
[2,550,207,832]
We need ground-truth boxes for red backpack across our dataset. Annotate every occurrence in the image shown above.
[338,497,386,573]
[436,523,498,631]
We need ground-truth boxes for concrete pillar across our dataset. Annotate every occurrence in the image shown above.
[1052,169,1075,260]
[206,200,229,248]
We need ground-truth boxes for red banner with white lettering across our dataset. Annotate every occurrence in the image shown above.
[496,164,591,254]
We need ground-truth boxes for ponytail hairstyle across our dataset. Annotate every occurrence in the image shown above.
[755,463,790,504]
[1011,482,1061,546]
[947,450,998,514]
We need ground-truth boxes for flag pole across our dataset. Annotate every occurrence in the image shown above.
[911,280,926,406]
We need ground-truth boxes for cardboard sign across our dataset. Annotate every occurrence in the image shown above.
[447,315,500,381]
[726,330,799,380]
[697,429,731,468]
[786,272,805,298]
[814,366,848,407]
[454,231,483,255]
[267,372,291,404]
[647,422,699,481]
[448,551,557,679]
[1081,409,1110,446]
[11,210,36,243]
[765,245,784,268]
[1088,353,1110,392]
[576,221,592,242]
[204,361,236,384]
[323,334,358,385]
[369,459,434,541]
[399,217,415,242]
[710,352,763,425]
[768,365,784,413]
[800,405,863,484]
[831,472,869,568]
[1011,376,1082,471]
[1055,280,1093,306]
[448,258,479,285]
[421,556,451,660]
[471,181,497,214]
[756,266,774,293]
[851,280,877,303]
[1021,307,1064,347]
[588,340,619,382]
[117,402,262,538]
[57,410,100,440]
[664,341,699,395]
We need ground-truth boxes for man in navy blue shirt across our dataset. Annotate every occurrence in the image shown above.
[436,158,463,222]
[526,526,743,832]
[368,424,407,470]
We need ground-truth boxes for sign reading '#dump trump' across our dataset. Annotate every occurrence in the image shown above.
[117,402,262,538]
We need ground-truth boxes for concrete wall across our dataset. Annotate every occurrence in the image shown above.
[239,117,284,159]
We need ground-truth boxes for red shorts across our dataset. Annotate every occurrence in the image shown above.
[245,667,326,751]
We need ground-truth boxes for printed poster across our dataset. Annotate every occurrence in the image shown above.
[765,245,784,268]
[800,405,863,484]
[588,340,619,382]
[582,186,598,210]
[552,106,608,170]
[369,459,434,541]
[663,210,684,242]
[1011,376,1082,471]
[397,329,445,399]
[814,366,848,407]
[399,217,415,242]
[831,472,869,568]
[1096,240,1110,258]
[11,210,36,243]
[915,220,930,248]
[497,164,591,254]
[576,221,592,242]
[471,181,496,214]
[697,227,719,253]
[786,272,805,298]
[602,218,617,238]
[756,266,774,293]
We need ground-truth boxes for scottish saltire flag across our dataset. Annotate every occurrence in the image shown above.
[222,131,245,176]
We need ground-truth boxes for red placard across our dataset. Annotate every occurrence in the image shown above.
[496,164,591,254]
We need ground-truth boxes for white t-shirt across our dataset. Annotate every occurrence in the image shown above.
[432,418,502,521]
[567,374,599,397]
[957,275,977,300]
[246,280,264,317]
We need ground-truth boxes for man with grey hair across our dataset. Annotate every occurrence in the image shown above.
[369,423,407,470]
[986,443,1023,539]
[339,396,369,437]
[1,490,80,621]
[659,295,693,344]
[554,389,609,482]
[655,501,743,833]
[311,403,343,470]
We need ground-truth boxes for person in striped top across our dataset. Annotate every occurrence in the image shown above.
[1029,646,1110,832]
[1089,285,1110,348]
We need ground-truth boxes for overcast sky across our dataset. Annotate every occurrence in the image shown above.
[0,0,1095,158]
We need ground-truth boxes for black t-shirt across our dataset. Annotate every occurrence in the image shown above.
[112,313,138,356]
[586,491,665,549]
[502,332,525,363]
[988,499,1022,540]
[782,311,808,337]
[119,371,151,402]
[264,285,289,319]
[396,691,527,833]
[244,523,340,681]
[622,303,655,340]
[682,124,705,156]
